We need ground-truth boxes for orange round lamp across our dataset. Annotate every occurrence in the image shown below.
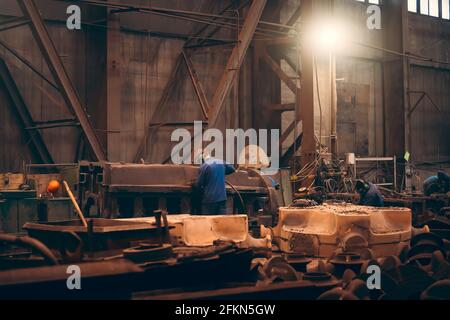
[47,180,60,194]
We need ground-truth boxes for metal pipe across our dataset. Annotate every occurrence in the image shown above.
[25,122,79,130]
[330,53,337,156]
[0,233,59,266]
[225,181,246,214]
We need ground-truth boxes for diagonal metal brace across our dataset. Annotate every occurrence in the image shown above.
[18,0,106,161]
[0,58,54,164]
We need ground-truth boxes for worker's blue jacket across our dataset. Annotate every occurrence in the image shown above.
[195,158,235,204]
[423,171,450,196]
[359,182,384,207]
[423,176,441,196]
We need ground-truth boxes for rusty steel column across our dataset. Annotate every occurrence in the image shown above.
[208,0,267,128]
[18,0,106,161]
[329,0,337,156]
[261,48,298,94]
[382,0,406,158]
[106,9,122,162]
[382,0,408,191]
[330,53,337,156]
[299,0,317,174]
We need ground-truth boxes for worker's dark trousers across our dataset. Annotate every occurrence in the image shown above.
[201,201,227,215]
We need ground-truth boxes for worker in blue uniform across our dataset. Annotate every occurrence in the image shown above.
[355,180,384,207]
[194,154,236,215]
[423,171,450,196]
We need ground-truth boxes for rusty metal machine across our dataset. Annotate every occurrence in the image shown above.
[101,163,282,219]
[0,161,283,298]
[1,161,284,231]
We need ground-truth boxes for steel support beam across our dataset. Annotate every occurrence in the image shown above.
[280,53,302,79]
[0,58,54,164]
[208,0,267,128]
[261,49,298,94]
[18,0,106,161]
[382,0,407,158]
[262,37,296,47]
[0,39,58,90]
[106,9,122,162]
[280,120,296,145]
[381,0,408,190]
[0,18,29,33]
[26,118,78,130]
[270,103,295,112]
[133,54,184,163]
[401,1,411,160]
[54,0,292,35]
[299,0,317,174]
[183,51,210,119]
[285,4,302,26]
[0,17,25,27]
[407,92,426,117]
[330,54,337,156]
[281,133,303,167]
[184,1,239,49]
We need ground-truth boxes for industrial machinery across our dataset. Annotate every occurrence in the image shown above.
[0,161,284,233]
[0,171,75,234]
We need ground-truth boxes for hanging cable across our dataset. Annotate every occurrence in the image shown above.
[313,56,323,151]
[225,181,246,214]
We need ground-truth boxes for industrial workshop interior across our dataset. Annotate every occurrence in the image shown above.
[0,0,449,308]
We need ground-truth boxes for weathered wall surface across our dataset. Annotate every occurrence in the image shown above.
[287,0,447,162]
[281,0,385,157]
[408,14,450,163]
[0,0,448,173]
[0,22,85,170]
[0,0,249,169]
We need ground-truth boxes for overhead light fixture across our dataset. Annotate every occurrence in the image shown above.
[303,18,348,53]
[315,23,340,50]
